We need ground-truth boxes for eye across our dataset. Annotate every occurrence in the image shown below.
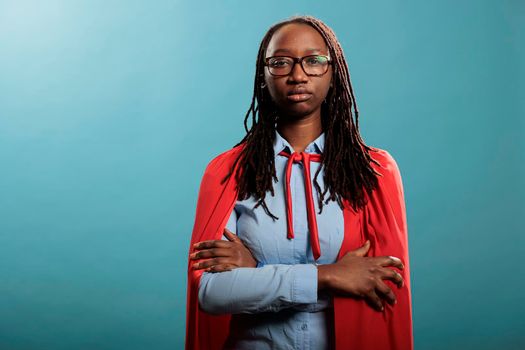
[305,55,327,66]
[269,57,292,67]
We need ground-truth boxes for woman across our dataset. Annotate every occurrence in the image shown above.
[186,15,413,350]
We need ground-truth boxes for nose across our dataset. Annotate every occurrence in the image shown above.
[288,61,308,83]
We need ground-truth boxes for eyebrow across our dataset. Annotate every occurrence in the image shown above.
[272,48,325,55]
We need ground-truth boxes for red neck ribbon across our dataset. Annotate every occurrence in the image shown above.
[278,150,322,260]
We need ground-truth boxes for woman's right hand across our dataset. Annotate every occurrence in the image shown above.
[317,240,404,311]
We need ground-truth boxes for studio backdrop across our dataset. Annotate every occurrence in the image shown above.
[0,1,523,349]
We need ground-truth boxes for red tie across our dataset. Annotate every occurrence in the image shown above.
[278,150,322,260]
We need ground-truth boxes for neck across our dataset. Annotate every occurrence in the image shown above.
[276,110,323,153]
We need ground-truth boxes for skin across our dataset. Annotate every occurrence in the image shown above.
[190,23,404,312]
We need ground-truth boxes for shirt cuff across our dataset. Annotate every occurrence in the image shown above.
[291,264,318,304]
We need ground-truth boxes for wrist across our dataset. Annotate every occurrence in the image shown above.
[317,264,332,291]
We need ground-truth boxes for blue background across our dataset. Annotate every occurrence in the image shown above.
[0,1,523,349]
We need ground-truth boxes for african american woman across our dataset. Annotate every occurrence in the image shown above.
[185,15,413,350]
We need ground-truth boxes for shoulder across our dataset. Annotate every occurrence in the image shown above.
[363,147,407,224]
[368,147,400,175]
[366,146,403,182]
[367,146,404,194]
[203,142,246,177]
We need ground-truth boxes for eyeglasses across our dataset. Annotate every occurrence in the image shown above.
[264,55,332,77]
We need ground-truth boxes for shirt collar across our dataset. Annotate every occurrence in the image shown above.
[273,129,325,157]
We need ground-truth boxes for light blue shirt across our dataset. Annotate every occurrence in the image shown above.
[198,129,345,350]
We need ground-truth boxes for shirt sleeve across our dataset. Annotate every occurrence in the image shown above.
[197,208,318,315]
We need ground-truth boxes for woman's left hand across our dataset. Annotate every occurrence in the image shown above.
[190,228,257,272]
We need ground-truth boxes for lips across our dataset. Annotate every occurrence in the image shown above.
[287,87,312,96]
[287,87,313,102]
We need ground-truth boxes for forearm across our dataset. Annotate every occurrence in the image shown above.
[198,263,318,315]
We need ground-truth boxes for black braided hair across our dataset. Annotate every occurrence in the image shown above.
[222,15,381,220]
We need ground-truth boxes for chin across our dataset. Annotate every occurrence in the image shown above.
[279,104,319,119]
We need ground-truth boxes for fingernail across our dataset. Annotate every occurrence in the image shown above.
[192,263,199,269]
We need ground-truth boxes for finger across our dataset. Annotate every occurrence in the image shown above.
[377,255,404,270]
[190,248,232,260]
[223,228,240,242]
[380,268,404,288]
[192,261,207,270]
[192,257,230,270]
[207,263,237,273]
[348,240,370,257]
[365,290,384,312]
[193,240,231,250]
[375,280,396,305]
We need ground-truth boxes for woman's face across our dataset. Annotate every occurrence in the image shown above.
[264,23,333,119]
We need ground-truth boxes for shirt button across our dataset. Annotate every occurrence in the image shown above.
[301,323,308,330]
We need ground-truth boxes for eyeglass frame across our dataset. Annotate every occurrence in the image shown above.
[263,54,332,77]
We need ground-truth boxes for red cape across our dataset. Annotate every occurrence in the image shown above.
[185,143,413,350]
